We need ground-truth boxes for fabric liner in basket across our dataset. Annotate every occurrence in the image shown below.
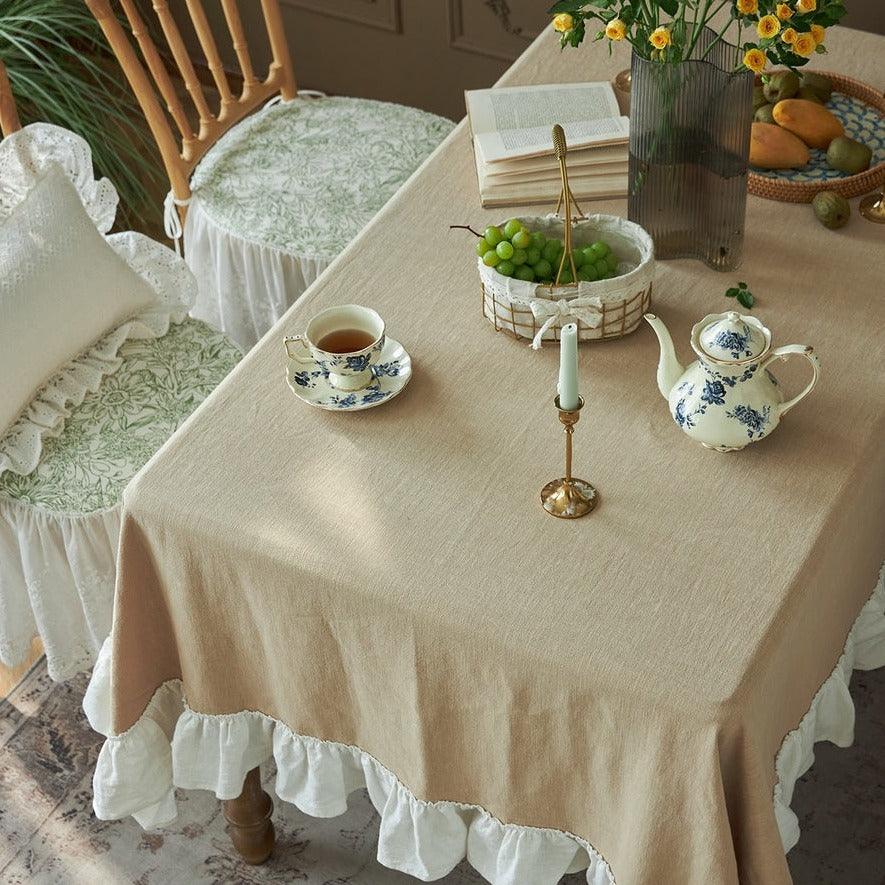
[479,214,655,349]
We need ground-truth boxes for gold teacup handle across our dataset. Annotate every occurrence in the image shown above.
[284,335,313,363]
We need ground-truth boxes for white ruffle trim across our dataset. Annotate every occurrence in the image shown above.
[0,124,196,478]
[84,639,613,885]
[773,564,885,851]
[184,198,330,351]
[0,496,120,681]
[84,567,885,883]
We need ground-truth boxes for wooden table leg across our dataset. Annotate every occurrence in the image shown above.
[223,766,275,864]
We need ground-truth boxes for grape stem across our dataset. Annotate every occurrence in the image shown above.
[449,224,484,238]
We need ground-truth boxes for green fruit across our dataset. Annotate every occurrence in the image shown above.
[754,103,776,124]
[497,260,515,277]
[812,190,850,229]
[800,71,832,103]
[530,231,546,250]
[503,219,523,239]
[594,259,609,277]
[495,240,514,260]
[578,266,598,282]
[511,248,528,266]
[571,249,585,269]
[526,247,542,265]
[484,226,503,247]
[475,238,491,257]
[557,269,573,285]
[826,136,872,174]
[515,265,535,282]
[482,249,500,267]
[763,71,799,103]
[512,229,532,249]
[797,87,824,105]
[542,240,562,263]
[752,84,767,112]
[533,259,553,279]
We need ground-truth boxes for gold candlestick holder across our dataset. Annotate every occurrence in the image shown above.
[541,395,599,519]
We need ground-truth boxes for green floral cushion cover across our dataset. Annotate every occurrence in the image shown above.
[191,96,454,258]
[0,320,240,514]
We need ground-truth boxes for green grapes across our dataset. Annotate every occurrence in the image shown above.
[503,219,523,239]
[484,226,504,247]
[472,223,622,285]
[496,240,514,260]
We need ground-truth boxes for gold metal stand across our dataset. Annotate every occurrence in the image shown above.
[551,123,586,288]
[859,181,885,224]
[541,395,598,519]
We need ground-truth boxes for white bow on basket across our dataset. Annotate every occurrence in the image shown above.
[528,294,604,350]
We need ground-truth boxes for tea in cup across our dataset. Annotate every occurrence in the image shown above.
[284,305,385,391]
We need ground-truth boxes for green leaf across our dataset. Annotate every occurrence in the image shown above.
[547,1,579,13]
[738,281,747,288]
[659,0,679,16]
[725,288,739,298]
[737,290,755,309]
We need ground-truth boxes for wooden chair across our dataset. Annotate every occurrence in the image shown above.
[84,0,455,349]
[84,0,297,219]
[0,58,21,137]
[0,66,242,683]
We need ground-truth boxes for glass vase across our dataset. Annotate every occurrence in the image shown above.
[628,28,754,271]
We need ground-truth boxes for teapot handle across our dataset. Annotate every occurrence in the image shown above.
[759,345,821,417]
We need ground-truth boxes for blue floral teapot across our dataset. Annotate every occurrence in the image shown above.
[644,311,820,452]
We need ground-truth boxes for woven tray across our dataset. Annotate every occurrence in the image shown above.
[748,72,884,204]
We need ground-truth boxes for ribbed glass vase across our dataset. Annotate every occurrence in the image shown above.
[628,29,754,271]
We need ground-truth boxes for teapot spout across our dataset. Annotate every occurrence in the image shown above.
[644,313,685,400]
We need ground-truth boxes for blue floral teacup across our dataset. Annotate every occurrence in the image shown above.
[284,305,386,392]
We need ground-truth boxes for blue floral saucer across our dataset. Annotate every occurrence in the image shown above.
[286,336,412,411]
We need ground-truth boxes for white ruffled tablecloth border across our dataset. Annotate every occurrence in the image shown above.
[83,567,884,885]
[0,123,194,478]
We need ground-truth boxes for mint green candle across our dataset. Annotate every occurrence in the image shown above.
[558,323,579,411]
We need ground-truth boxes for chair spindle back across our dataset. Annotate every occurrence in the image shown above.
[85,0,298,206]
[0,59,22,136]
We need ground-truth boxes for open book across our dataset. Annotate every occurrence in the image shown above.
[465,82,629,208]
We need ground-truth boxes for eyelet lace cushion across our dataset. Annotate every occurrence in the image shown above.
[0,125,195,479]
[0,321,242,681]
[83,566,885,882]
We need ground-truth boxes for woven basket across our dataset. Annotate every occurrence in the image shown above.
[748,72,885,204]
[479,214,655,347]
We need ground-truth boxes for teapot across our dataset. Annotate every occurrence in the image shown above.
[644,311,820,452]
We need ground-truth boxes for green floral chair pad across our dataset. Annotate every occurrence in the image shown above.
[0,319,241,515]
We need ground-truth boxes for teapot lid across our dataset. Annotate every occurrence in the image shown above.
[694,311,770,364]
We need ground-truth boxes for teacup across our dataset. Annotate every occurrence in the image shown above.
[284,305,386,391]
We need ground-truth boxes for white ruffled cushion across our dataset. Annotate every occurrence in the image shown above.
[83,565,885,885]
[182,96,455,349]
[0,124,194,479]
[0,321,241,681]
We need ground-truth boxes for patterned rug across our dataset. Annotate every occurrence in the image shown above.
[1,661,882,885]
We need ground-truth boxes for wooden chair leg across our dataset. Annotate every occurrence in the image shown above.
[223,766,275,864]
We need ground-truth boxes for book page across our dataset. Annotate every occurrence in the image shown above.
[466,83,628,163]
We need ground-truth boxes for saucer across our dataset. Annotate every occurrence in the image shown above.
[286,337,412,411]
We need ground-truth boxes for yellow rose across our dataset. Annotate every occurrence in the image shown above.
[605,18,627,41]
[776,3,793,19]
[781,27,798,43]
[649,26,671,49]
[795,0,816,11]
[793,31,816,56]
[736,0,758,14]
[743,47,767,73]
[757,14,781,38]
[553,13,574,33]
[810,23,826,44]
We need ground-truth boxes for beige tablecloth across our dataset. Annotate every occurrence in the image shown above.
[101,25,884,885]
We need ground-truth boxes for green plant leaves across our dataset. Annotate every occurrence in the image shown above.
[725,281,755,309]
